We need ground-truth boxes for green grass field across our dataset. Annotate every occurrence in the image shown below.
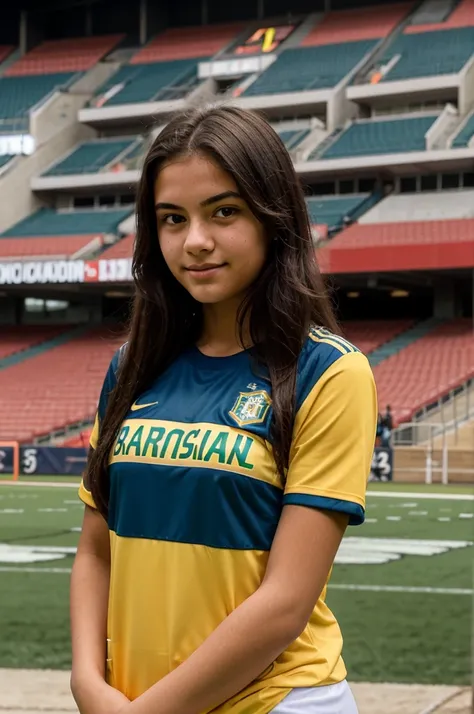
[0,480,472,684]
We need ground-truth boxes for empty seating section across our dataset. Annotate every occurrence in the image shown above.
[379,27,474,81]
[306,194,371,231]
[405,0,474,32]
[343,320,414,354]
[318,115,437,159]
[44,139,138,176]
[324,218,474,249]
[374,319,474,424]
[5,35,123,76]
[0,325,66,360]
[243,41,377,95]
[0,327,125,442]
[131,23,243,63]
[276,128,310,149]
[63,428,93,448]
[452,114,474,148]
[359,189,474,223]
[0,46,14,64]
[100,234,134,260]
[303,3,411,46]
[93,59,200,105]
[0,155,14,169]
[0,235,101,259]
[0,73,76,132]
[2,208,132,237]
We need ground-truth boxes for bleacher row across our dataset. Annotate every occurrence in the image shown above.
[0,319,472,443]
[1,2,474,137]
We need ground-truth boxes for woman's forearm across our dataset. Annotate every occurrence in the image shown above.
[129,582,304,714]
[70,550,110,686]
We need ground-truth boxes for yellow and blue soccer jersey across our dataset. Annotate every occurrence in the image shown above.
[79,327,377,713]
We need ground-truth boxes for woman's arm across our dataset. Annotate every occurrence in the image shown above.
[70,505,129,713]
[127,505,348,714]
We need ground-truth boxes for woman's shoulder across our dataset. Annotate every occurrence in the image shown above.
[296,326,370,410]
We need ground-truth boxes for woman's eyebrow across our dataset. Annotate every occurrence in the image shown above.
[155,191,242,211]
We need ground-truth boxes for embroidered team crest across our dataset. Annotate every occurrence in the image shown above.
[230,390,271,427]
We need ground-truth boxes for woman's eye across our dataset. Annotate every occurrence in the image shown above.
[215,206,237,219]
[163,214,185,225]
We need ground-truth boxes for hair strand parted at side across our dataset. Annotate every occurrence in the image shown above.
[85,105,339,518]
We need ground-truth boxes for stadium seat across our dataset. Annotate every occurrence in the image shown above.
[374,319,474,424]
[0,155,14,169]
[276,128,310,150]
[379,27,474,81]
[359,189,474,223]
[91,58,202,106]
[43,139,140,176]
[1,208,133,238]
[452,114,474,148]
[99,234,134,260]
[302,3,412,46]
[343,320,414,355]
[243,40,377,95]
[5,35,123,76]
[306,194,373,232]
[0,74,77,132]
[315,115,438,159]
[0,46,14,63]
[131,23,244,63]
[0,325,68,361]
[0,327,125,442]
[0,235,102,259]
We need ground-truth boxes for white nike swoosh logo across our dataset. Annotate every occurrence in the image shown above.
[130,401,159,412]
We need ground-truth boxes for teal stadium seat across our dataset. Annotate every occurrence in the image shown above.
[0,155,14,169]
[0,73,77,132]
[44,139,138,175]
[380,27,474,81]
[243,40,377,95]
[306,194,372,231]
[93,59,202,105]
[316,115,438,159]
[277,129,310,149]
[452,114,474,148]
[1,208,132,237]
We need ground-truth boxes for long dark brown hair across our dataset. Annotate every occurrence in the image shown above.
[87,105,339,517]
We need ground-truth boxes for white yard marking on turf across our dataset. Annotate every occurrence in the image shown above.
[64,500,79,504]
[367,491,474,501]
[386,516,402,521]
[365,518,378,523]
[336,537,472,564]
[0,481,78,488]
[0,566,72,574]
[437,517,451,522]
[330,584,473,596]
[0,508,23,514]
[70,527,82,532]
[459,513,474,519]
[37,508,68,512]
[439,508,452,512]
[409,511,428,516]
[401,502,418,508]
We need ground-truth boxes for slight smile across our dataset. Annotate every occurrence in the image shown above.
[185,263,227,277]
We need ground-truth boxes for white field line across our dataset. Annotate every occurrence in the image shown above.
[367,491,474,501]
[1,566,472,596]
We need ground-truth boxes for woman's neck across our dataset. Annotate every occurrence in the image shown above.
[197,300,250,357]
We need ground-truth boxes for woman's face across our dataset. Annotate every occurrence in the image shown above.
[154,153,268,306]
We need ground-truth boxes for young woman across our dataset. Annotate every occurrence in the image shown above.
[70,105,377,714]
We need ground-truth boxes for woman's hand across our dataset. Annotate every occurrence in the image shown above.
[72,674,130,714]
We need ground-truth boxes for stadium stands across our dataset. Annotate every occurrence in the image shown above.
[63,427,93,447]
[277,128,310,150]
[405,0,474,32]
[0,73,77,132]
[0,325,67,361]
[99,234,134,259]
[43,138,140,176]
[0,235,102,259]
[92,58,201,106]
[0,46,14,64]
[131,23,244,63]
[374,319,474,424]
[359,189,474,223]
[302,3,412,46]
[4,35,123,76]
[315,115,438,159]
[306,194,376,232]
[243,40,377,95]
[343,320,414,355]
[0,327,125,442]
[378,26,474,81]
[1,208,132,237]
[452,113,474,148]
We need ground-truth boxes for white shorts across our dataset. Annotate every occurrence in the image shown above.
[271,681,359,713]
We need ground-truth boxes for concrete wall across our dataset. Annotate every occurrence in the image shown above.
[425,103,458,150]
[70,61,120,96]
[459,55,474,116]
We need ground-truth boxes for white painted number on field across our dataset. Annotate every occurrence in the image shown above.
[335,538,473,565]
[0,544,76,564]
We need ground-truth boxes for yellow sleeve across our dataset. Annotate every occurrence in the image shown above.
[79,477,97,509]
[284,351,377,525]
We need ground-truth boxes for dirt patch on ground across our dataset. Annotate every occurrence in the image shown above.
[0,669,471,713]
